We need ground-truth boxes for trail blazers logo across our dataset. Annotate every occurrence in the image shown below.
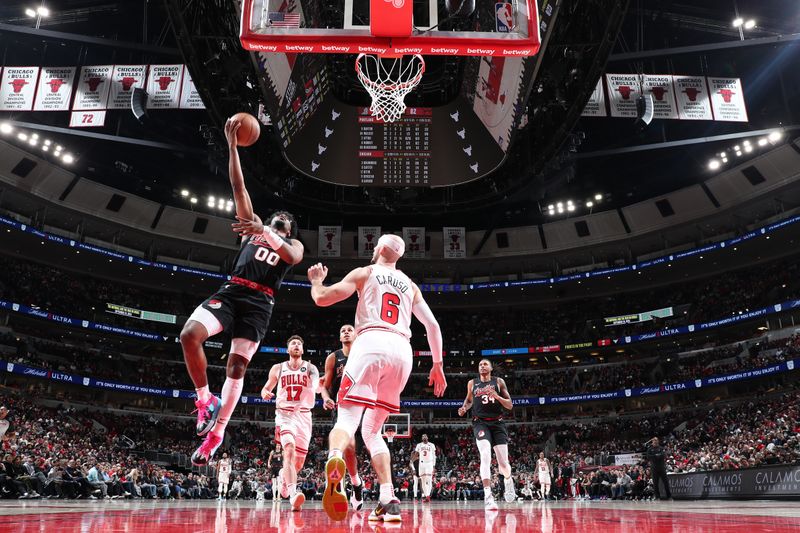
[208,300,222,310]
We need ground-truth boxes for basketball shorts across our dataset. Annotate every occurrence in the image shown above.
[271,467,281,478]
[419,462,435,476]
[472,418,509,447]
[274,409,312,458]
[190,284,274,344]
[539,473,551,485]
[337,330,413,413]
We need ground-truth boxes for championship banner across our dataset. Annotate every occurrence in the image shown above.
[605,73,640,118]
[33,67,76,111]
[443,227,466,258]
[178,65,205,109]
[0,67,40,111]
[642,75,678,119]
[708,77,748,122]
[670,464,800,500]
[108,65,146,109]
[581,78,607,117]
[673,76,713,120]
[317,225,341,257]
[402,227,426,259]
[146,64,183,109]
[73,65,113,110]
[357,226,381,258]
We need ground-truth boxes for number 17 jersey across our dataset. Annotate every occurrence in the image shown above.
[355,264,414,339]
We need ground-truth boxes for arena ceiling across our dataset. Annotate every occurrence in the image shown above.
[0,0,798,230]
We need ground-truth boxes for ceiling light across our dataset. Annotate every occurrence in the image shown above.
[744,19,756,29]
[721,157,728,163]
[190,197,198,204]
[708,160,720,170]
[548,209,555,216]
[56,145,63,151]
[768,131,782,142]
[36,6,50,17]
[556,202,563,208]
[44,139,51,145]
[758,138,768,146]
[594,194,602,201]
[567,200,574,206]
[0,123,12,134]
[18,133,28,141]
[62,153,74,164]
[547,204,554,210]
[25,8,36,17]
[743,140,751,146]
[586,201,594,208]
[28,138,37,146]
[744,145,753,153]
[225,205,233,212]
[31,133,38,139]
[207,201,215,208]
[567,204,575,212]
[733,145,740,151]
[735,151,742,157]
[180,189,189,197]
[557,206,564,214]
[732,18,743,27]
[42,145,49,152]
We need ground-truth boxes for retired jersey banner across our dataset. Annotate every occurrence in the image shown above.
[708,77,748,122]
[146,64,183,109]
[673,76,713,120]
[73,65,112,110]
[642,75,678,119]
[402,227,426,259]
[317,225,341,258]
[33,67,76,111]
[358,226,381,258]
[0,67,40,111]
[179,65,205,109]
[443,227,466,259]
[69,110,106,128]
[581,78,607,117]
[108,65,146,109]
[605,73,640,117]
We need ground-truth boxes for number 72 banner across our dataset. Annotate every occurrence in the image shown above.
[69,110,106,128]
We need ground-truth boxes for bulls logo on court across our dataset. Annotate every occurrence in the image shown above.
[10,79,28,93]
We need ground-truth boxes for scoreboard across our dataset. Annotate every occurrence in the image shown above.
[358,107,432,186]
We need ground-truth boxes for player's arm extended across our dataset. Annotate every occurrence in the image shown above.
[308,265,367,307]
[412,287,447,397]
[224,118,256,223]
[495,378,514,410]
[261,364,280,400]
[458,380,474,415]
[322,352,336,393]
[275,238,304,266]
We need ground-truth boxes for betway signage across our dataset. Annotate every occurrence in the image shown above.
[670,464,800,499]
[240,41,539,58]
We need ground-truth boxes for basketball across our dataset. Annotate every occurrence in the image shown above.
[231,112,260,147]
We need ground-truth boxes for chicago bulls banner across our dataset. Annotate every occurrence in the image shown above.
[673,76,713,120]
[358,226,381,258]
[146,64,183,109]
[605,73,640,117]
[317,225,341,258]
[33,67,76,111]
[108,65,146,109]
[443,227,466,259]
[179,65,205,109]
[642,75,678,119]
[73,65,113,110]
[581,78,607,117]
[402,227,426,259]
[0,67,40,111]
[708,77,748,122]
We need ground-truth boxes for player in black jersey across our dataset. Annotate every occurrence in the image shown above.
[181,117,304,467]
[458,359,517,509]
[268,443,283,501]
[321,324,364,510]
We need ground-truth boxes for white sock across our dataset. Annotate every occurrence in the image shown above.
[211,377,243,437]
[328,449,343,460]
[288,483,296,497]
[195,385,211,403]
[379,483,394,505]
[484,487,492,498]
[351,474,362,487]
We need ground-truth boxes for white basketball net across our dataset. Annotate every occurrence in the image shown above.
[355,53,425,123]
[385,429,396,443]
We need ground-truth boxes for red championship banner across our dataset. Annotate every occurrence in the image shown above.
[673,75,713,120]
[581,78,607,117]
[443,227,466,259]
[402,227,426,259]
[146,64,183,109]
[108,65,146,109]
[317,225,341,258]
[605,73,640,118]
[73,65,112,110]
[178,65,205,109]
[642,75,678,119]
[0,67,40,111]
[358,226,381,258]
[708,77,748,122]
[33,67,76,111]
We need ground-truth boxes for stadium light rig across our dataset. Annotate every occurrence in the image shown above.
[707,131,783,172]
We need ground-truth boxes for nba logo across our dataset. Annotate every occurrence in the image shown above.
[172,390,179,398]
[242,396,248,404]
[788,361,794,370]
[538,397,545,405]
[688,325,695,332]
[83,377,90,386]
[12,304,19,312]
[695,380,702,388]
[7,363,13,372]
[495,2,513,33]
[624,389,631,397]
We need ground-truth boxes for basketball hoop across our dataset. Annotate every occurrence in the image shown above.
[355,53,425,123]
[385,428,397,443]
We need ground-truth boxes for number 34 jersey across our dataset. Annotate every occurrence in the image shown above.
[354,264,415,339]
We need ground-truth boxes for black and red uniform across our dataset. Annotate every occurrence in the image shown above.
[471,376,509,446]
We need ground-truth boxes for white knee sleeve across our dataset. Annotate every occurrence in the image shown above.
[361,408,390,458]
[230,338,258,361]
[333,402,365,439]
[477,439,492,480]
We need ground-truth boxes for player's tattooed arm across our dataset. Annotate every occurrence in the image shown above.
[261,364,281,401]
[224,118,255,222]
[457,379,474,416]
[493,378,514,410]
[308,265,369,307]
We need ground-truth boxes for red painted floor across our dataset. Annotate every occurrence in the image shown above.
[1,500,800,532]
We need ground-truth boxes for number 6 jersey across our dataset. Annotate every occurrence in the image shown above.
[354,264,415,339]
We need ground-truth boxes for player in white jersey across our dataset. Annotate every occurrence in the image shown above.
[261,335,330,512]
[414,434,437,502]
[216,453,232,500]
[308,233,448,522]
[537,452,553,500]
